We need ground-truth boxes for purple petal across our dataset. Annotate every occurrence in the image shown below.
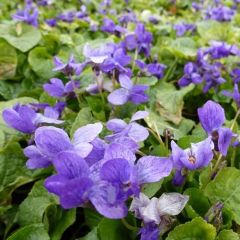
[108,88,129,105]
[73,123,103,144]
[35,126,73,157]
[198,100,225,133]
[100,158,132,183]
[128,122,149,142]
[136,156,172,184]
[43,78,65,98]
[104,143,136,164]
[44,174,67,195]
[218,127,233,156]
[170,141,186,169]
[53,151,89,178]
[59,178,93,209]
[90,182,128,219]
[35,114,64,125]
[74,142,93,158]
[130,111,149,122]
[119,74,133,89]
[106,119,127,133]
[24,145,51,169]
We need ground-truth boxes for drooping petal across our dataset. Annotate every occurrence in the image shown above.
[44,174,67,195]
[141,198,161,224]
[139,223,159,240]
[130,193,151,219]
[34,113,64,125]
[24,145,51,169]
[119,74,133,89]
[172,170,186,186]
[106,119,127,133]
[157,193,189,216]
[107,88,129,105]
[128,122,149,142]
[35,126,73,157]
[59,177,94,209]
[136,156,172,184]
[90,182,128,219]
[130,111,149,122]
[2,108,36,134]
[73,123,103,144]
[218,127,233,156]
[74,142,93,158]
[53,151,89,179]
[197,100,225,133]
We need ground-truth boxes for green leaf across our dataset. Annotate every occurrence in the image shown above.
[7,224,50,240]
[166,217,216,240]
[197,20,233,43]
[167,37,197,58]
[48,208,76,240]
[145,110,195,140]
[18,181,57,226]
[28,47,55,79]
[204,167,240,224]
[79,228,99,240]
[70,107,94,137]
[98,218,132,240]
[0,39,17,80]
[184,188,210,218]
[84,208,103,229]
[135,76,158,86]
[217,230,239,240]
[142,180,163,198]
[0,23,41,52]
[155,84,194,124]
[0,142,33,203]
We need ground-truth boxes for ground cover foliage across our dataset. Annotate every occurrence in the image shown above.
[1,0,240,239]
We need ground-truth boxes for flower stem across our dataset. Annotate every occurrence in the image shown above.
[121,218,138,231]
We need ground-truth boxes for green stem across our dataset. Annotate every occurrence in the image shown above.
[121,218,138,231]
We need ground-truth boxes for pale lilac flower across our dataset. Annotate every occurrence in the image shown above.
[108,74,148,105]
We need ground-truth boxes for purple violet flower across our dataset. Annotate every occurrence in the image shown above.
[43,78,80,98]
[101,18,126,36]
[171,138,214,186]
[108,74,149,105]
[222,84,240,108]
[2,104,63,134]
[124,23,152,57]
[198,100,233,156]
[205,5,235,22]
[12,5,39,27]
[231,68,240,83]
[173,23,196,37]
[24,123,103,169]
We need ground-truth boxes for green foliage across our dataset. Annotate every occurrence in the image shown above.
[204,167,240,224]
[166,217,216,240]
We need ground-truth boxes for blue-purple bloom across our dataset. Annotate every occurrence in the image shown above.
[198,100,233,156]
[124,23,152,57]
[222,84,240,108]
[108,74,148,105]
[136,60,166,80]
[43,78,80,98]
[205,5,235,22]
[24,123,103,169]
[2,104,63,134]
[101,18,126,36]
[173,23,196,37]
[12,4,39,27]
[106,111,149,146]
[171,138,214,186]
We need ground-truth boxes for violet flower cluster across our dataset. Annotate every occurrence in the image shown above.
[179,41,240,92]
